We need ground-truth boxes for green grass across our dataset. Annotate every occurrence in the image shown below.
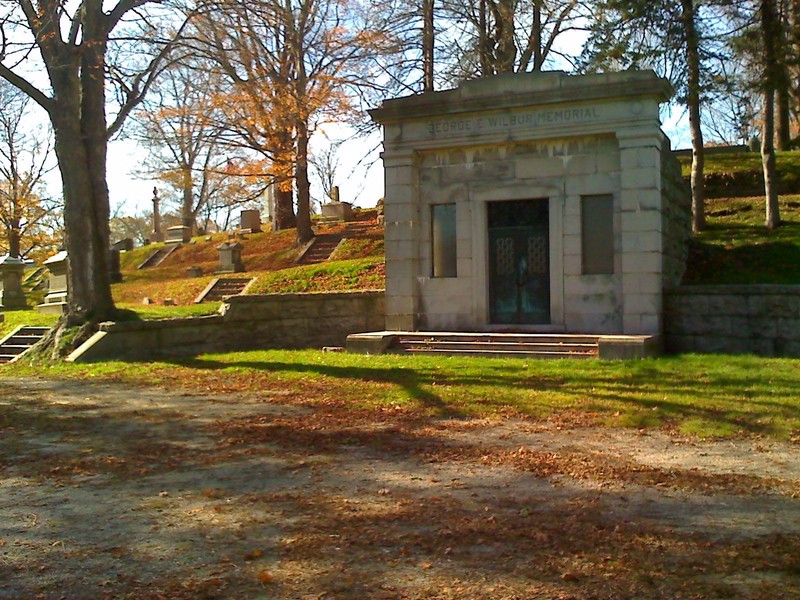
[0,303,221,339]
[678,150,800,177]
[115,303,222,320]
[0,310,59,339]
[677,151,800,197]
[247,257,385,294]
[684,195,800,284]
[9,350,800,442]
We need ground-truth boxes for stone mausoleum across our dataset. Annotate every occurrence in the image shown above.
[369,71,690,336]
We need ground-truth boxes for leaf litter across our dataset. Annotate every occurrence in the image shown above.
[0,377,799,599]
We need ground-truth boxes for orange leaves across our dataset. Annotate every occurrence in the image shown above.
[257,569,275,584]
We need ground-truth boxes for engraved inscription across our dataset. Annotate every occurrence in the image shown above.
[427,107,601,136]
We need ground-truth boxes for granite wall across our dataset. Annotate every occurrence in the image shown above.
[68,291,385,362]
[664,285,800,357]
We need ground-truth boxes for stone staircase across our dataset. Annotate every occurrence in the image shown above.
[138,244,180,270]
[23,267,48,291]
[194,277,254,303]
[0,326,51,364]
[394,333,600,358]
[296,233,344,265]
[352,332,601,359]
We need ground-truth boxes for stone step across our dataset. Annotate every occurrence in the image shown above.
[0,326,50,364]
[194,277,253,303]
[395,333,601,345]
[348,331,657,360]
[296,234,344,265]
[400,348,597,359]
[396,340,597,354]
[137,244,180,270]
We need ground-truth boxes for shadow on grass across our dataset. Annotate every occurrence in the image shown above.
[156,353,800,439]
[684,238,800,284]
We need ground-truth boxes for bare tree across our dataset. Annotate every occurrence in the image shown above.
[134,59,245,234]
[0,79,58,261]
[197,0,385,244]
[438,0,587,80]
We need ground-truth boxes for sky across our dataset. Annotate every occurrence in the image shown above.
[97,104,691,219]
[97,126,386,218]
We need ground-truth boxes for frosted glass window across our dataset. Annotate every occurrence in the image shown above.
[432,203,457,277]
[581,195,615,274]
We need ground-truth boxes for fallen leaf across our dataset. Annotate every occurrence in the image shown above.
[257,570,275,584]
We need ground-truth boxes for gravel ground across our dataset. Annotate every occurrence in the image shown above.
[1,378,799,599]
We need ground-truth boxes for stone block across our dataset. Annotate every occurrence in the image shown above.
[515,157,563,180]
[347,332,396,355]
[621,232,663,253]
[563,233,581,256]
[620,209,663,233]
[624,293,660,315]
[386,313,416,331]
[384,221,418,243]
[597,335,661,359]
[621,252,663,275]
[748,294,799,319]
[620,167,660,190]
[384,201,418,223]
[440,160,515,185]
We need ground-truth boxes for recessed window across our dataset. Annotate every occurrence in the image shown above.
[581,194,614,275]
[431,203,457,277]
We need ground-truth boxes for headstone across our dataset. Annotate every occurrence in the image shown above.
[35,250,69,313]
[166,225,192,244]
[0,254,28,310]
[321,201,354,222]
[216,241,245,273]
[151,188,164,243]
[376,198,385,225]
[163,298,176,306]
[143,297,154,305]
[748,136,760,152]
[112,238,134,252]
[240,209,262,233]
[187,266,203,278]
[109,249,123,283]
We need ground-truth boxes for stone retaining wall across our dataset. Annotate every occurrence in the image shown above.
[664,285,800,357]
[69,291,385,362]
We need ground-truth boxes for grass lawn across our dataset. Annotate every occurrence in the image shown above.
[0,310,59,338]
[684,195,800,284]
[246,257,385,294]
[11,349,800,442]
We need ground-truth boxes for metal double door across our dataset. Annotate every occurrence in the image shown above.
[488,199,550,325]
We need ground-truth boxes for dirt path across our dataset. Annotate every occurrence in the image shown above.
[1,378,799,599]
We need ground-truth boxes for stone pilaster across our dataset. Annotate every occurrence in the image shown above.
[382,152,419,331]
[617,130,665,335]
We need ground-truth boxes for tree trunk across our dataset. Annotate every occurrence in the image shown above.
[295,118,314,245]
[763,87,781,229]
[272,187,297,231]
[181,167,195,232]
[762,0,782,229]
[8,216,21,258]
[42,9,116,326]
[422,0,435,91]
[681,0,706,233]
[493,0,517,72]
[532,0,543,71]
[479,0,491,75]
